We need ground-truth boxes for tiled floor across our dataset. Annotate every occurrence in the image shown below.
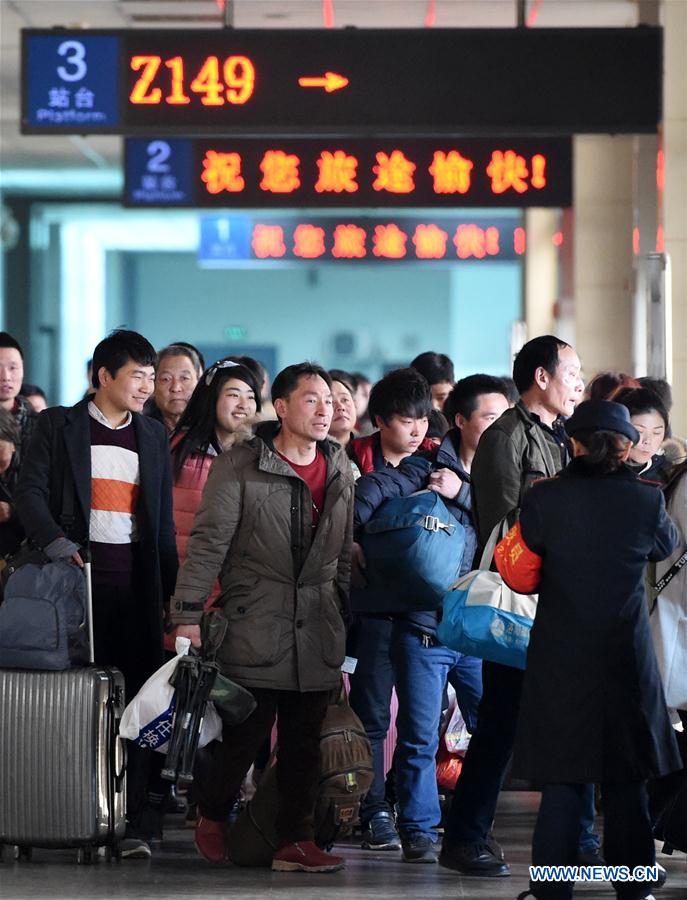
[0,792,685,900]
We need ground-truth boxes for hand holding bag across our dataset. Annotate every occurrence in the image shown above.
[118,636,223,753]
[437,518,538,669]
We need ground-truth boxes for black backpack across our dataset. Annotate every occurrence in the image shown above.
[228,684,373,866]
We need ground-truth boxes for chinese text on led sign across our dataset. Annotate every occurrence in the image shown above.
[125,138,572,208]
[197,217,524,265]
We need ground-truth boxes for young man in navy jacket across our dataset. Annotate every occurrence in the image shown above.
[352,374,509,862]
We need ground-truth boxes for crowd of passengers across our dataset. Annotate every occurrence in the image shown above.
[0,328,685,899]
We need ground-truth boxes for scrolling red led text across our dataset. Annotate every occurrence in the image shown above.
[197,145,551,200]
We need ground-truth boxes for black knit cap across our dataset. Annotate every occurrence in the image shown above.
[565,399,640,444]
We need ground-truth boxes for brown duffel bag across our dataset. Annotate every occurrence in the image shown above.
[228,682,373,866]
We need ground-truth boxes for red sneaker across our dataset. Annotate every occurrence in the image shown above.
[272,840,345,873]
[194,815,229,863]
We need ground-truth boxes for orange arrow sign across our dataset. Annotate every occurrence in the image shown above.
[298,72,349,93]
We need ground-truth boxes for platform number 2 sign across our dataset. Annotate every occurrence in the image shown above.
[146,141,172,173]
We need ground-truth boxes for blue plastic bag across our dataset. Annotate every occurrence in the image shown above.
[437,520,537,669]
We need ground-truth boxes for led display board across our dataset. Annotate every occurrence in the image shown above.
[197,215,524,264]
[124,137,572,208]
[22,28,661,136]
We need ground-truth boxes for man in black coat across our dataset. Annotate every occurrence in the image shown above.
[15,329,178,859]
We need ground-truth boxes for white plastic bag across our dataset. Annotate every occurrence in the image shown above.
[119,636,222,753]
[444,704,471,756]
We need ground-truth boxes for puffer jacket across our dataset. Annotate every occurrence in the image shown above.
[171,422,354,692]
[173,449,216,568]
[171,423,255,568]
[352,430,477,634]
[167,444,217,652]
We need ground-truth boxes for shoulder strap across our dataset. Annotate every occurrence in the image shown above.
[478,518,509,570]
[653,549,687,598]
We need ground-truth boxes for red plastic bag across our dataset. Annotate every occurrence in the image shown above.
[436,743,463,791]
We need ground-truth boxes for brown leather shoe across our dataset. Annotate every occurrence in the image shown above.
[271,841,345,872]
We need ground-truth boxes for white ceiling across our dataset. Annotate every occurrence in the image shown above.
[0,0,644,172]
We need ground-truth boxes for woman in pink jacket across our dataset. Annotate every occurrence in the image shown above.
[170,359,261,615]
[168,358,262,820]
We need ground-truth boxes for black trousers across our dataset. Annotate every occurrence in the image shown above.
[92,578,166,822]
[92,578,158,699]
[444,660,524,843]
[195,688,329,846]
[531,782,655,900]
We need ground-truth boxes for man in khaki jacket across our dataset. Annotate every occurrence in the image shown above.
[173,362,354,873]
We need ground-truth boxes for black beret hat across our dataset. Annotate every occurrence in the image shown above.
[565,399,640,444]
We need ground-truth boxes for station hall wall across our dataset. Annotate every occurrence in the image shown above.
[108,251,521,384]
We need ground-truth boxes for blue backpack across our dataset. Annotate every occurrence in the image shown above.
[0,560,89,670]
[358,491,466,613]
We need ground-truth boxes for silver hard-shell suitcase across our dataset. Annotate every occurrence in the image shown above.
[0,563,126,863]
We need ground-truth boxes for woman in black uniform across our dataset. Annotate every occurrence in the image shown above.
[496,399,681,900]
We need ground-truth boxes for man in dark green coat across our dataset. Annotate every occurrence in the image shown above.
[440,335,587,877]
[172,362,354,874]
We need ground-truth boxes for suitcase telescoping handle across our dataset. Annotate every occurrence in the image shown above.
[84,558,95,665]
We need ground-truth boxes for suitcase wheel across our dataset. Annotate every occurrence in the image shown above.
[77,847,93,865]
[13,845,32,861]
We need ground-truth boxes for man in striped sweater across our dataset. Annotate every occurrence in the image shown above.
[16,330,178,859]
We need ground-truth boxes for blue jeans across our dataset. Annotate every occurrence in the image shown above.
[348,616,395,823]
[579,784,601,852]
[391,621,483,839]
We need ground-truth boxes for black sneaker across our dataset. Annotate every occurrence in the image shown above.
[439,840,510,876]
[361,811,401,850]
[120,835,152,860]
[401,834,439,864]
[132,805,163,849]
